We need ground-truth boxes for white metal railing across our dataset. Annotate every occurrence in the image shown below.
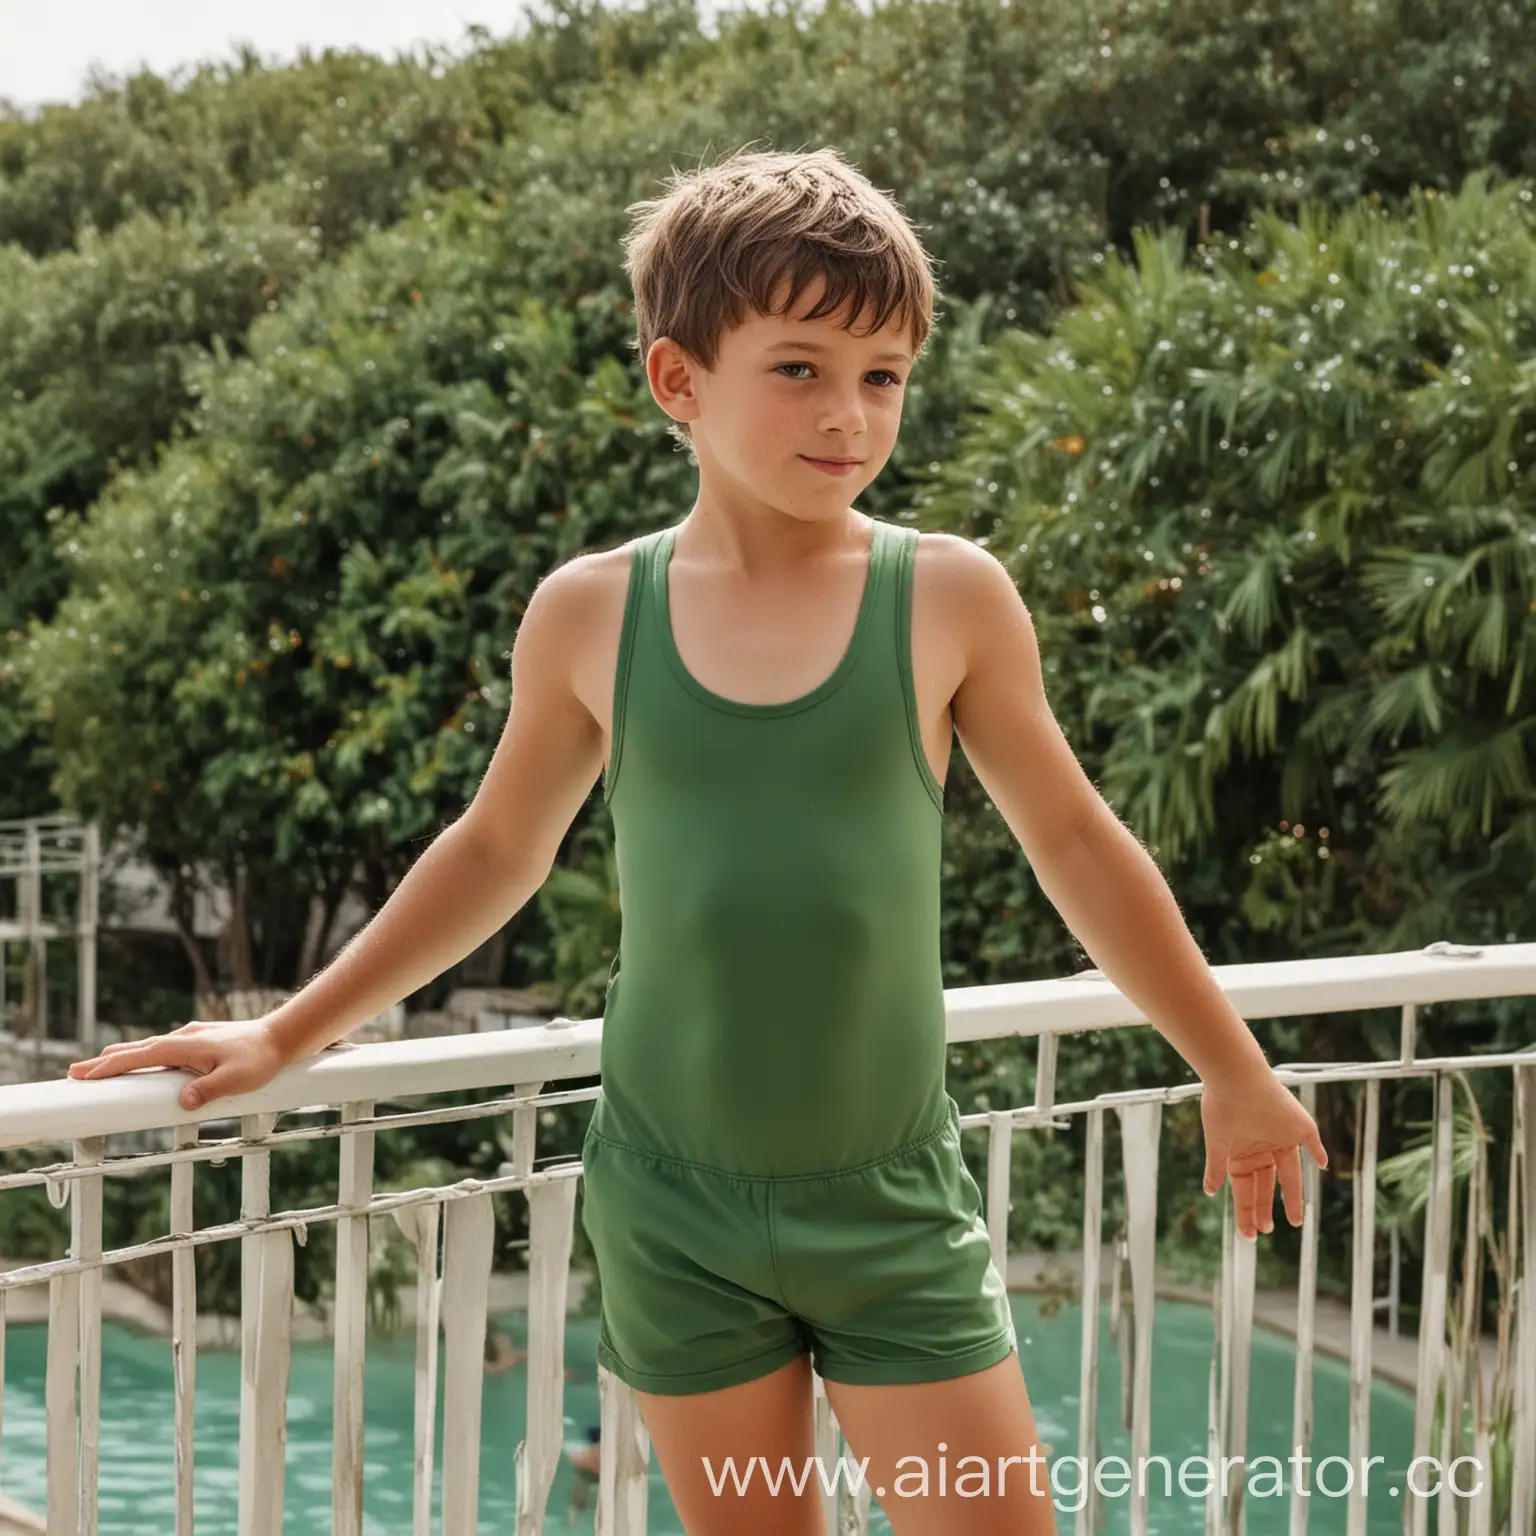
[0,942,1532,1535]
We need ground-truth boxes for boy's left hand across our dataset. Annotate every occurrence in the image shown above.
[1199,1067,1328,1240]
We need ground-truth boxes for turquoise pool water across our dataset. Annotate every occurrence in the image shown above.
[0,1294,1421,1533]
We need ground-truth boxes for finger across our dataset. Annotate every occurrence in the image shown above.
[1254,1161,1276,1234]
[71,1032,190,1072]
[1202,1140,1226,1197]
[179,1063,248,1111]
[1309,1125,1329,1171]
[1232,1170,1257,1239]
[77,1042,206,1080]
[68,1041,139,1071]
[72,1048,160,1079]
[1277,1144,1305,1227]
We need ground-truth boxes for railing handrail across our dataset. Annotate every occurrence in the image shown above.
[1,940,1532,1151]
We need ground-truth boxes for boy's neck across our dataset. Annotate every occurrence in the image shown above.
[675,499,872,578]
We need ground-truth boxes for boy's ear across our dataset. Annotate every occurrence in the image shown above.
[646,336,703,429]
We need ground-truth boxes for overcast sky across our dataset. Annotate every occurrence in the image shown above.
[1,0,645,114]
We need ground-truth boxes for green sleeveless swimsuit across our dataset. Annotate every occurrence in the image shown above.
[580,516,1016,1394]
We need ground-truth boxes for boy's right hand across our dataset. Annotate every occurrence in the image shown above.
[67,1016,295,1111]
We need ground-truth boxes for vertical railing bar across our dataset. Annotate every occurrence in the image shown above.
[0,1287,7,1481]
[596,1365,651,1536]
[237,1111,277,1536]
[73,1136,105,1536]
[1510,1065,1536,1536]
[251,1227,295,1536]
[441,1193,496,1536]
[1205,1206,1226,1536]
[1409,1075,1453,1536]
[45,1227,80,1534]
[986,1109,1013,1277]
[514,1079,588,1536]
[1075,1106,1104,1536]
[405,1200,442,1536]
[1399,1002,1417,1068]
[1116,1101,1161,1536]
[1227,1216,1257,1536]
[1035,1029,1059,1119]
[170,1123,198,1536]
[1289,1079,1321,1536]
[333,1098,376,1536]
[1347,1078,1378,1536]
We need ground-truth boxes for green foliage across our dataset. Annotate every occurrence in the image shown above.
[919,175,1536,948]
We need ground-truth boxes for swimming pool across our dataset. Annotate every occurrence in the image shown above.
[0,1293,1420,1533]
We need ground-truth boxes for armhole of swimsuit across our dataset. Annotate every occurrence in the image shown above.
[602,536,648,806]
[895,528,945,813]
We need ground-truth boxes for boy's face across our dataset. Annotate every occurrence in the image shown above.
[646,273,914,522]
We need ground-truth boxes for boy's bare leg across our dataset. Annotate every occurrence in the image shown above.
[633,1354,826,1536]
[824,1353,1059,1535]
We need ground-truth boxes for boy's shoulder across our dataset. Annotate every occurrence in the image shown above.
[530,536,639,616]
[909,527,1017,628]
[530,537,647,725]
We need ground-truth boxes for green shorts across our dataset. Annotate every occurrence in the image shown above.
[579,1097,1017,1396]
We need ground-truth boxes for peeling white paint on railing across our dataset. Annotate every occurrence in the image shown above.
[596,1360,650,1534]
[0,943,1531,1535]
[441,1194,495,1534]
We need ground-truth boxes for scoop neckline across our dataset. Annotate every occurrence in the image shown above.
[653,518,883,718]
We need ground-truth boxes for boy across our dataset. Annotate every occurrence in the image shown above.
[71,146,1327,1534]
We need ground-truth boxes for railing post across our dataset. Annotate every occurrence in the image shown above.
[1409,1075,1453,1536]
[512,1082,585,1536]
[1206,1204,1229,1536]
[441,1190,496,1535]
[1346,1078,1378,1536]
[1035,1029,1059,1119]
[237,1111,290,1536]
[1288,1080,1320,1536]
[333,1099,376,1536]
[170,1124,198,1536]
[73,1137,104,1536]
[0,1289,7,1474]
[1511,1065,1536,1536]
[596,1363,650,1536]
[389,1198,442,1536]
[1115,1100,1161,1536]
[1075,1106,1105,1536]
[44,1176,79,1535]
[1399,1002,1417,1067]
[1224,1206,1257,1536]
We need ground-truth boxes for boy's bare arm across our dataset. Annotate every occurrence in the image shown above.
[69,557,605,1104]
[940,535,1270,1088]
[943,534,1326,1239]
[260,553,608,1061]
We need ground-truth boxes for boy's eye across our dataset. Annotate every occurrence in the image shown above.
[774,362,904,388]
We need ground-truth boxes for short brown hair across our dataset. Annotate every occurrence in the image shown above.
[621,143,942,459]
